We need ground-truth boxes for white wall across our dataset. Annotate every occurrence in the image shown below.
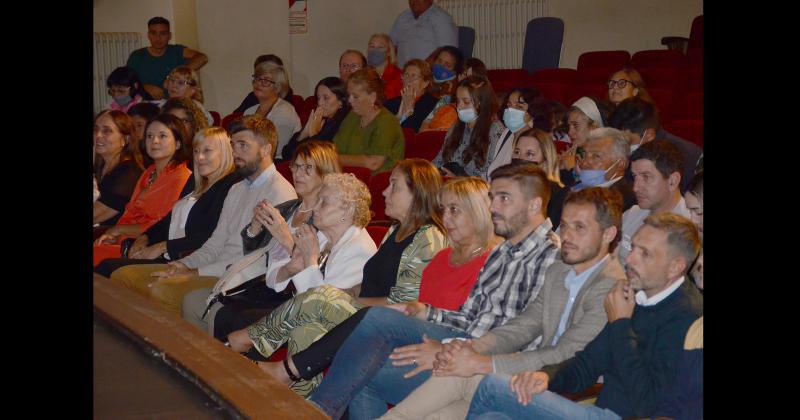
[93,0,199,48]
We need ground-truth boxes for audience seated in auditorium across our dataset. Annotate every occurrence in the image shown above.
[421,57,489,133]
[384,59,438,132]
[367,33,403,100]
[334,68,405,174]
[465,213,702,420]
[234,54,295,114]
[382,187,625,420]
[307,163,559,419]
[242,62,302,159]
[93,110,145,227]
[339,49,367,82]
[618,140,690,264]
[181,141,342,335]
[570,127,636,212]
[608,97,702,193]
[281,77,351,161]
[108,116,296,314]
[105,66,145,113]
[432,75,503,179]
[126,16,208,100]
[95,127,241,278]
[225,159,450,396]
[94,113,193,264]
[389,0,457,67]
[487,87,541,175]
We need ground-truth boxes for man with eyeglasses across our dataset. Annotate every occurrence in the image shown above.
[127,17,209,100]
[339,50,367,82]
[570,128,636,212]
[608,97,702,194]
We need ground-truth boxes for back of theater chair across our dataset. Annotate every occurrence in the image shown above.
[209,111,221,127]
[529,68,579,85]
[576,50,631,72]
[275,160,293,184]
[565,84,607,107]
[406,130,446,161]
[631,49,687,71]
[221,112,244,131]
[638,67,684,92]
[402,127,415,154]
[576,67,617,86]
[486,69,530,96]
[368,171,392,222]
[522,17,564,74]
[366,225,389,248]
[458,26,476,59]
[342,166,372,186]
[648,88,677,125]
[664,119,703,148]
[671,92,703,121]
[688,15,703,52]
[304,95,317,111]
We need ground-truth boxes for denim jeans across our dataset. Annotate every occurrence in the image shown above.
[467,374,621,420]
[308,306,468,419]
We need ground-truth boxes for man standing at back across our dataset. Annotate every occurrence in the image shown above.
[127,17,209,100]
[390,0,458,67]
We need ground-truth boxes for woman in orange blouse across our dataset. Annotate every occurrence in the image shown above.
[94,113,193,266]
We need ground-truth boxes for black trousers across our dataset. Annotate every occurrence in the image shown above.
[212,283,293,342]
[94,256,167,278]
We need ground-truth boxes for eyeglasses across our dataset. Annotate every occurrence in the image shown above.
[339,63,361,71]
[166,76,195,87]
[108,86,130,95]
[252,76,276,87]
[607,79,635,89]
[289,162,315,175]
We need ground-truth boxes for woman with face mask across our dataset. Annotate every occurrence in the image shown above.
[485,87,541,176]
[105,67,145,113]
[432,75,504,180]
[384,59,439,133]
[367,33,403,100]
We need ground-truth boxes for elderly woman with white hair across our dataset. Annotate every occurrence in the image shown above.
[244,62,302,158]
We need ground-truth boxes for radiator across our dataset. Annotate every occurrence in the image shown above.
[93,32,143,114]
[438,0,549,69]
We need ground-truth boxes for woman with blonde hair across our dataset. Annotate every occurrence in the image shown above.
[510,128,567,229]
[367,33,402,100]
[95,127,242,277]
[156,65,214,126]
[243,62,302,158]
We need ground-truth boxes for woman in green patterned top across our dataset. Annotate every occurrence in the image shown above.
[226,158,446,396]
[334,68,405,174]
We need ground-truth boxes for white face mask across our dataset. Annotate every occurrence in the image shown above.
[503,107,527,132]
[457,107,478,123]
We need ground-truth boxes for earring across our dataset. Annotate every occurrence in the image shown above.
[340,217,346,222]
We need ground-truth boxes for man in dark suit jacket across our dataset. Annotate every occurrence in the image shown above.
[609,97,702,193]
[570,127,637,212]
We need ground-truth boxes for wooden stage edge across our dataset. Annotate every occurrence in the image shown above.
[93,273,329,420]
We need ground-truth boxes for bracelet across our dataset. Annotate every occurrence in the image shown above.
[283,357,302,382]
[246,225,259,238]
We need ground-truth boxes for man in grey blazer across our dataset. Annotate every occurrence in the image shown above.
[379,187,627,420]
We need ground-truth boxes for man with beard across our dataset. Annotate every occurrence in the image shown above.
[380,187,626,420]
[307,163,559,420]
[466,213,703,420]
[111,115,296,314]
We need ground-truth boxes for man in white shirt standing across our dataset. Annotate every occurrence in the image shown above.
[618,140,689,263]
[390,0,458,67]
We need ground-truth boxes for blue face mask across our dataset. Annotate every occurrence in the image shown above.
[114,95,133,106]
[432,64,456,83]
[575,158,622,190]
[366,48,386,67]
[503,107,527,132]
[457,107,478,123]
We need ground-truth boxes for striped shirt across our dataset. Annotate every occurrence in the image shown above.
[427,219,559,344]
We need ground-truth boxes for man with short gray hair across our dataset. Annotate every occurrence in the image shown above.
[572,127,636,211]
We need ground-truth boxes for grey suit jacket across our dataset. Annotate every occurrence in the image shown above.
[472,254,626,375]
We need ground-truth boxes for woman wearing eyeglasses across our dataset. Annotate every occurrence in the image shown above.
[152,66,214,126]
[384,59,439,133]
[243,62,302,160]
[224,159,448,397]
[606,67,653,106]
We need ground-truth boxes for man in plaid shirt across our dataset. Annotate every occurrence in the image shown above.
[308,163,559,420]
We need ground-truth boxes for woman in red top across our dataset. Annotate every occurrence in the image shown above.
[94,113,193,266]
[367,33,402,100]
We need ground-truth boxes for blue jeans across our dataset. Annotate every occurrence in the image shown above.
[308,306,467,419]
[467,374,621,420]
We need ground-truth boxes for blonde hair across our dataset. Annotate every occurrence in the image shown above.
[292,140,342,177]
[515,128,563,187]
[321,173,372,228]
[254,61,291,98]
[441,177,493,248]
[167,65,204,103]
[368,33,396,66]
[192,127,235,196]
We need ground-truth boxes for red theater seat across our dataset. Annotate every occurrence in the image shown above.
[577,50,630,72]
[407,130,446,161]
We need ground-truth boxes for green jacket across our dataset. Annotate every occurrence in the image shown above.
[380,223,447,304]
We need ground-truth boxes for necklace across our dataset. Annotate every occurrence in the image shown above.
[451,245,485,265]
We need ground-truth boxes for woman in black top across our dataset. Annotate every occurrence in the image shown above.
[281,77,351,161]
[94,127,240,277]
[93,110,144,227]
[384,59,439,133]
